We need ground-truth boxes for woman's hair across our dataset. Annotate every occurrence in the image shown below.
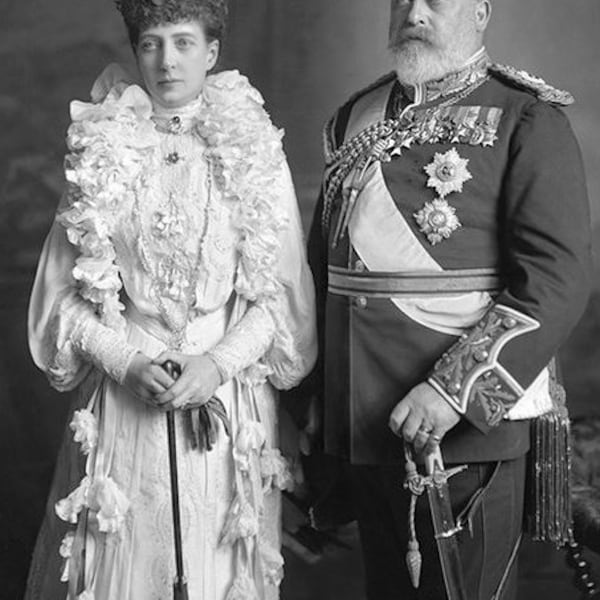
[115,0,228,48]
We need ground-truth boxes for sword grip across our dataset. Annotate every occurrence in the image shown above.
[424,445,444,476]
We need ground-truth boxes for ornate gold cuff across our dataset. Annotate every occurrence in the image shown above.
[429,304,539,428]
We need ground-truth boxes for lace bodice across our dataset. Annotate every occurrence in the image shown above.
[115,127,238,332]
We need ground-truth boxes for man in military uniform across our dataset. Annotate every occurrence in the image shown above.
[307,0,591,598]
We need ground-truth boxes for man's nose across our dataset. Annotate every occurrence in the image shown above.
[405,0,428,27]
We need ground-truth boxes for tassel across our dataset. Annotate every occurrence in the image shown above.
[403,444,424,588]
[405,514,422,588]
[527,361,572,545]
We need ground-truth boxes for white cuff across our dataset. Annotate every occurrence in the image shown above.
[206,305,275,383]
[73,319,138,384]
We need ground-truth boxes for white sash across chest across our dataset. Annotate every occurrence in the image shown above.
[344,80,493,336]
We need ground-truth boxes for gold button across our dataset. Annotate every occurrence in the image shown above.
[473,349,489,363]
[503,317,517,329]
[447,382,461,394]
[355,296,368,309]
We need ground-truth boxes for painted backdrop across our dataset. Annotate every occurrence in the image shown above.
[1,1,598,597]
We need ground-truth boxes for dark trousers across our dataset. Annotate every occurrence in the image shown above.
[350,456,526,600]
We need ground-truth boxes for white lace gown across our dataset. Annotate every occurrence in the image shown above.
[24,65,317,600]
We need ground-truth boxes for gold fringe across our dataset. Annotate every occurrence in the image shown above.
[526,361,572,546]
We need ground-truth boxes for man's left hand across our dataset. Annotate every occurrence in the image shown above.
[389,382,460,454]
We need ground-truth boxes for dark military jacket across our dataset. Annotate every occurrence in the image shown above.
[308,52,591,465]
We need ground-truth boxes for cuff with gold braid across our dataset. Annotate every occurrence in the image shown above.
[428,304,540,433]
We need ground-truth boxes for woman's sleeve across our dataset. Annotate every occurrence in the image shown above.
[207,164,318,390]
[28,215,139,392]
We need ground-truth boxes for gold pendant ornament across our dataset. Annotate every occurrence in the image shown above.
[414,198,461,246]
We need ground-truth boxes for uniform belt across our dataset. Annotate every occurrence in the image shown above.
[328,266,502,297]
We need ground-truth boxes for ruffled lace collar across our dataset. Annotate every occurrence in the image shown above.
[60,64,287,331]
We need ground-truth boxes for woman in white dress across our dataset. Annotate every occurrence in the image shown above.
[24,1,317,598]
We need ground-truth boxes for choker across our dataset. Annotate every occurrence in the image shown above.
[151,96,205,134]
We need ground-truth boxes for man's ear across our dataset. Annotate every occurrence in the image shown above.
[475,0,492,33]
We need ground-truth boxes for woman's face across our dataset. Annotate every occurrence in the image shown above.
[136,20,219,109]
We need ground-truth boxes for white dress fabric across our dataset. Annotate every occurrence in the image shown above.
[25,64,317,600]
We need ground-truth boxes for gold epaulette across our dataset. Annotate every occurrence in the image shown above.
[489,63,574,106]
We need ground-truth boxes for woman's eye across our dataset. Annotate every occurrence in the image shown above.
[139,40,159,52]
[175,38,193,49]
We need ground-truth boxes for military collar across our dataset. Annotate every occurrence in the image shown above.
[399,48,491,105]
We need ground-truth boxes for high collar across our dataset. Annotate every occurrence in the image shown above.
[400,47,491,105]
[151,95,205,134]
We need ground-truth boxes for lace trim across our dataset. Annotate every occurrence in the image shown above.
[59,85,157,332]
[207,305,276,384]
[264,293,313,390]
[73,319,138,384]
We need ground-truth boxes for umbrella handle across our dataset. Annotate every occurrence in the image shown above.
[173,576,189,600]
[166,412,186,578]
[163,361,189,600]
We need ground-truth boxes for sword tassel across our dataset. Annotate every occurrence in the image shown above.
[404,444,425,589]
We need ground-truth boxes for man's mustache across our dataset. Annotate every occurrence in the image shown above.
[393,27,433,45]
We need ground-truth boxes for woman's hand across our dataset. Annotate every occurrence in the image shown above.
[123,352,176,407]
[152,351,223,411]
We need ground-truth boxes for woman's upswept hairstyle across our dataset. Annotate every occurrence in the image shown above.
[115,0,228,47]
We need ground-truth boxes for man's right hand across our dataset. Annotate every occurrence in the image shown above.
[123,352,176,407]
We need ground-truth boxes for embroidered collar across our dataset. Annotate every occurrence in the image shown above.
[400,48,491,105]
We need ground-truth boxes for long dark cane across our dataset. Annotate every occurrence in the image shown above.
[163,360,189,600]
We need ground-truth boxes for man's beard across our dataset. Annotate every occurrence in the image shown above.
[389,25,476,86]
[390,42,466,86]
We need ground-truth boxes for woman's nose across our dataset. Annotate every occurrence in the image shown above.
[160,43,176,71]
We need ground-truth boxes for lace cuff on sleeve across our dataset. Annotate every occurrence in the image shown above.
[72,319,139,385]
[206,304,276,384]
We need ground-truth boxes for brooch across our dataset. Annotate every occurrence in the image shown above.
[415,149,472,245]
[165,152,182,165]
[414,199,461,246]
[424,148,472,198]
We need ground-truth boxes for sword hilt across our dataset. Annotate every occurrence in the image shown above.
[424,445,444,475]
[424,446,467,488]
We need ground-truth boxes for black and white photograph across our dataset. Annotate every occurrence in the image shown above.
[1,1,599,599]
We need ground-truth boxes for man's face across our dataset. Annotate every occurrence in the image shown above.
[136,20,219,109]
[389,0,489,84]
